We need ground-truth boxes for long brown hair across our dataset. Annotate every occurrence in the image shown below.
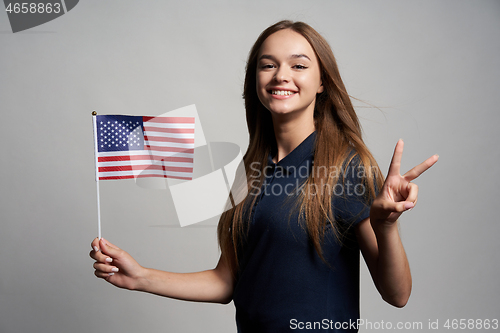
[217,20,384,274]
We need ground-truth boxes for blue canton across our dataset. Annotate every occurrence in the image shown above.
[96,115,144,152]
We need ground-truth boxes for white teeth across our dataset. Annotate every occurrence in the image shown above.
[271,90,294,96]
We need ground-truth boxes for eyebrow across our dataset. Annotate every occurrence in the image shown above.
[259,54,311,62]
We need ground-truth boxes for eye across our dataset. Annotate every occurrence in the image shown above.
[293,64,308,70]
[260,63,276,69]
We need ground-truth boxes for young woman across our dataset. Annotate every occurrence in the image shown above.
[90,20,438,332]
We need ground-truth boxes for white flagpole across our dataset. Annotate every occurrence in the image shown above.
[92,111,102,239]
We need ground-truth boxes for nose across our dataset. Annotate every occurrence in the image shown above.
[274,66,290,82]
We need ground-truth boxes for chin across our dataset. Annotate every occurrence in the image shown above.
[267,107,293,116]
[265,102,293,114]
[269,110,303,121]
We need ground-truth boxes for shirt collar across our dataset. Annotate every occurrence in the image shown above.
[267,131,316,175]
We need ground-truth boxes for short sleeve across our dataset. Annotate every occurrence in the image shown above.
[332,155,377,227]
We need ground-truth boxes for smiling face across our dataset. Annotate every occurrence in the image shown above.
[256,29,324,120]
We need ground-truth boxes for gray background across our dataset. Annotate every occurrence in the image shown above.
[1,1,499,332]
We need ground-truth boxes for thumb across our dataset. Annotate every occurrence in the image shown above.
[393,201,415,212]
[99,238,121,258]
[379,200,414,213]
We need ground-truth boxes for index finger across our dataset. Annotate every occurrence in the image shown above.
[403,154,439,181]
[387,139,404,177]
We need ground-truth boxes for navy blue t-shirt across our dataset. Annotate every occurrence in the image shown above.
[233,132,373,332]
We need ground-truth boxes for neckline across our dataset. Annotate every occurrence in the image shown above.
[268,131,316,172]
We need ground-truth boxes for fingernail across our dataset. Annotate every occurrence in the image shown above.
[404,202,414,210]
[108,272,114,276]
[111,267,119,272]
[106,257,113,263]
[93,246,99,252]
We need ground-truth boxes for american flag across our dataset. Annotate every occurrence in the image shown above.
[94,115,195,180]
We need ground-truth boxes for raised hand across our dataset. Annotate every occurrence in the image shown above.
[370,140,439,226]
[90,238,146,290]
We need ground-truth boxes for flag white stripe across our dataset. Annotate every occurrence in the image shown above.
[145,141,194,149]
[143,132,195,139]
[98,150,194,158]
[143,123,195,129]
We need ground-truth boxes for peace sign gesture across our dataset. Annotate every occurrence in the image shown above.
[370,140,439,226]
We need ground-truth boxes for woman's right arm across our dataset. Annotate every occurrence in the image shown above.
[90,238,235,304]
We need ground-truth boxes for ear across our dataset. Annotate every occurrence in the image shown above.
[317,82,324,94]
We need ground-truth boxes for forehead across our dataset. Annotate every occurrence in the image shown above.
[259,29,316,60]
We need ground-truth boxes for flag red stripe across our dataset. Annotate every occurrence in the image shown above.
[135,174,192,180]
[99,165,193,173]
[98,155,193,163]
[99,174,192,180]
[143,116,195,123]
[143,126,194,133]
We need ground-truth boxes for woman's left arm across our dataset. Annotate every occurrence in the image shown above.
[356,139,439,307]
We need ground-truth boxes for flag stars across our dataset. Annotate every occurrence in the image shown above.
[97,116,145,152]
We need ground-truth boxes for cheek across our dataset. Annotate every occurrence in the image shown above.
[304,73,322,94]
[256,72,267,90]
[256,74,268,101]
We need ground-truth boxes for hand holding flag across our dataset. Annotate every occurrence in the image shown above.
[90,237,146,290]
